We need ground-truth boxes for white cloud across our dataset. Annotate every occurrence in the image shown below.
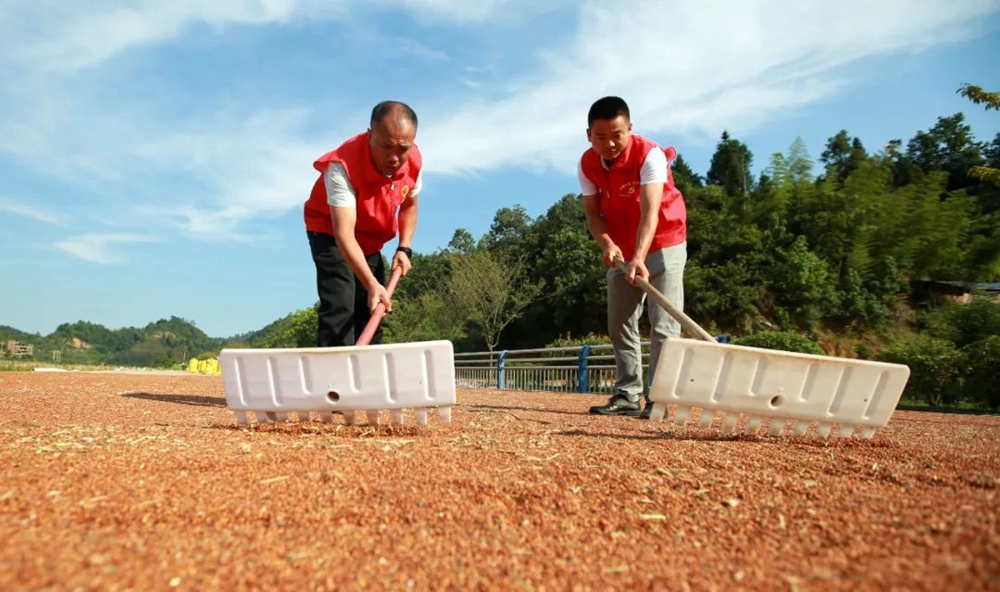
[0,0,521,75]
[397,39,450,62]
[1,0,997,241]
[417,0,1000,176]
[127,108,333,237]
[381,0,538,23]
[0,197,64,226]
[54,233,159,264]
[6,0,312,74]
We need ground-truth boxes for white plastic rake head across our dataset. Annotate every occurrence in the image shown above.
[647,338,911,439]
[219,340,456,427]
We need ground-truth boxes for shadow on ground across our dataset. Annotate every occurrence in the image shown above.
[466,404,586,417]
[896,404,998,417]
[121,392,227,408]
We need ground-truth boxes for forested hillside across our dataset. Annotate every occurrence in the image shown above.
[1,317,220,368]
[4,87,998,407]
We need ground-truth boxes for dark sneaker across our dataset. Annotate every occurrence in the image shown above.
[639,399,654,420]
[589,395,641,416]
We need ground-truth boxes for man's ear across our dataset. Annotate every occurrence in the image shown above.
[586,128,592,142]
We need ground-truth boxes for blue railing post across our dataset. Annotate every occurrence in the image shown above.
[577,345,591,393]
[496,350,508,389]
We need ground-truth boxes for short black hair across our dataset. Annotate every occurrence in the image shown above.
[370,101,418,129]
[587,96,630,127]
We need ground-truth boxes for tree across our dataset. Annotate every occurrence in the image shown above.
[671,154,703,196]
[447,228,476,254]
[706,131,754,202]
[447,249,542,351]
[254,306,318,349]
[480,205,534,264]
[499,193,605,347]
[384,291,466,344]
[534,225,606,338]
[883,138,922,188]
[957,83,1000,111]
[787,137,814,185]
[767,236,837,328]
[820,130,867,183]
[905,113,985,190]
[957,84,1000,187]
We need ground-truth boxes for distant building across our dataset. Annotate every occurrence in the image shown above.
[917,280,1000,305]
[5,340,34,357]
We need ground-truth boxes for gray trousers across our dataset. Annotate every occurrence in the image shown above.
[607,242,687,400]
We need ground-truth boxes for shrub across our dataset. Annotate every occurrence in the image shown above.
[928,296,1000,348]
[732,331,824,355]
[877,336,963,407]
[544,333,615,360]
[961,335,1000,409]
[254,306,318,349]
[546,333,612,349]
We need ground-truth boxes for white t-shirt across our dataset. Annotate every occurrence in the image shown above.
[325,163,423,208]
[577,146,667,196]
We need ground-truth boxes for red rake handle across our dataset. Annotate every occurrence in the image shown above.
[356,265,403,346]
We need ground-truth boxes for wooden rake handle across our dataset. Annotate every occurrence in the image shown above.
[356,264,404,346]
[614,258,716,343]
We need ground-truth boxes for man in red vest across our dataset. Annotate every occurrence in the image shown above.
[304,101,422,347]
[578,96,688,418]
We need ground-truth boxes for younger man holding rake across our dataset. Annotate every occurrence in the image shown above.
[578,96,688,418]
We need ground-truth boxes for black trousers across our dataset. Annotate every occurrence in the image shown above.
[307,231,386,347]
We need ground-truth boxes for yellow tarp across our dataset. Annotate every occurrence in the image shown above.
[187,357,221,376]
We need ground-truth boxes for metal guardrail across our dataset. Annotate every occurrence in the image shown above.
[455,336,731,394]
[454,343,649,394]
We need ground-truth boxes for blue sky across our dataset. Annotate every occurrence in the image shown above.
[2,0,999,339]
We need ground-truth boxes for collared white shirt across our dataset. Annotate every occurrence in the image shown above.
[577,147,667,195]
[325,163,423,207]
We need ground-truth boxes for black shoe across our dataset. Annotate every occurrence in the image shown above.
[639,399,654,420]
[589,395,641,416]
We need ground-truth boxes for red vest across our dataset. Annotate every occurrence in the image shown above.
[579,134,687,261]
[304,132,422,254]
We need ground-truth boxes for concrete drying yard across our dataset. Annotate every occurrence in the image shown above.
[1,371,997,591]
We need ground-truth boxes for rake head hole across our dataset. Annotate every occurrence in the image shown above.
[327,390,340,403]
[770,395,784,408]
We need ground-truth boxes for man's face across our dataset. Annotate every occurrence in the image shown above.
[586,115,632,161]
[370,117,416,177]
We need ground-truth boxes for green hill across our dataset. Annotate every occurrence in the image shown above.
[1,316,226,367]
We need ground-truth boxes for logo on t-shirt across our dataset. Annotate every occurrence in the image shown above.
[619,181,638,196]
[401,185,411,199]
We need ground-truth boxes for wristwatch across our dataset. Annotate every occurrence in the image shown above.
[396,246,413,258]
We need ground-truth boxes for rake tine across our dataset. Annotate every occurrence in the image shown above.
[790,421,809,436]
[767,418,786,437]
[744,416,763,435]
[649,402,668,422]
[673,406,690,426]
